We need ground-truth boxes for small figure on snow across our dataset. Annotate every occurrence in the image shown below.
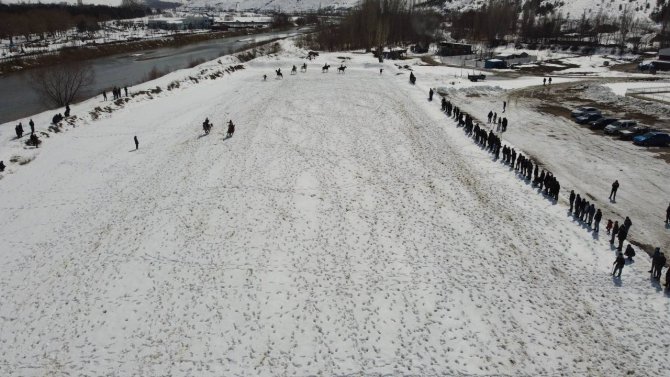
[134,136,139,150]
[612,252,625,278]
[227,120,235,138]
[428,88,434,101]
[15,123,24,139]
[606,219,613,234]
[610,180,619,201]
[624,244,635,261]
[0,160,5,172]
[29,119,35,134]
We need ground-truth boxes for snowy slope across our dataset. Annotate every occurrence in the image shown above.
[435,0,658,19]
[0,44,669,375]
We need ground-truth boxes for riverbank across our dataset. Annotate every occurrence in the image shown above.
[0,26,301,76]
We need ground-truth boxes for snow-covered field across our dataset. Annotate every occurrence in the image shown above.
[1,42,669,376]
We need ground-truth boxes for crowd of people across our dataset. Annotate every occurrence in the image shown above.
[102,86,128,101]
[431,87,665,283]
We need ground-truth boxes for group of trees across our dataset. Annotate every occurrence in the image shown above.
[0,3,150,42]
[312,0,441,53]
[448,0,658,52]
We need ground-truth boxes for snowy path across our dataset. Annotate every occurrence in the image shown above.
[1,58,669,376]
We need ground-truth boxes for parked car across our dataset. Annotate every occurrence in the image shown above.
[571,106,601,118]
[604,120,637,135]
[633,132,670,146]
[619,125,655,140]
[576,113,602,124]
[590,117,618,130]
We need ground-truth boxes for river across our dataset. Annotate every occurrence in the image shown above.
[0,28,306,124]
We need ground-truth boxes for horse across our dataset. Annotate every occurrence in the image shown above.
[291,65,297,75]
[276,69,283,79]
[203,119,212,135]
[337,65,346,74]
[300,63,307,72]
[322,64,330,73]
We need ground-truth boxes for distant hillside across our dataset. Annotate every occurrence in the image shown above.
[182,0,660,21]
[180,0,359,11]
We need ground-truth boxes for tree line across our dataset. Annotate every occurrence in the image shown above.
[0,3,150,41]
[308,0,441,53]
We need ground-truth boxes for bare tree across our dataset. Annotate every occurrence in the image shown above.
[29,63,94,107]
[618,5,636,52]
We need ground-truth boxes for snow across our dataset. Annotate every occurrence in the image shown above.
[605,81,670,96]
[1,40,670,376]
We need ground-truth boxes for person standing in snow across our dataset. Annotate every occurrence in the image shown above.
[503,101,507,113]
[616,225,628,251]
[656,253,666,280]
[493,112,497,123]
[102,91,107,101]
[612,252,625,278]
[606,219,613,234]
[610,221,619,244]
[227,120,235,138]
[548,77,552,85]
[588,204,596,227]
[594,209,602,232]
[29,119,35,134]
[543,77,546,85]
[569,190,576,213]
[15,123,23,138]
[665,203,669,224]
[487,111,493,123]
[650,247,661,276]
[623,216,632,231]
[134,136,139,150]
[609,180,619,201]
[64,104,70,117]
[429,88,434,101]
[124,86,128,97]
[0,160,5,172]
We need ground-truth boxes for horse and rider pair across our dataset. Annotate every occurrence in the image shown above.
[202,118,235,138]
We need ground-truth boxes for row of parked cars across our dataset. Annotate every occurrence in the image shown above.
[571,107,670,146]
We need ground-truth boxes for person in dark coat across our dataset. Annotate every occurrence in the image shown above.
[665,265,670,288]
[609,180,619,201]
[102,91,107,101]
[64,104,70,117]
[134,136,139,150]
[623,216,632,231]
[651,247,661,276]
[441,97,447,111]
[503,100,507,112]
[428,88,434,101]
[124,86,128,97]
[227,120,235,138]
[610,221,619,244]
[29,119,35,134]
[612,252,625,277]
[15,123,23,138]
[624,244,635,261]
[593,209,602,232]
[487,111,493,123]
[0,160,5,172]
[666,203,670,224]
[617,225,628,251]
[656,253,666,280]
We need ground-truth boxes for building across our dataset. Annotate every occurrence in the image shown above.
[659,48,670,61]
[438,42,473,57]
[491,52,536,67]
[484,59,505,69]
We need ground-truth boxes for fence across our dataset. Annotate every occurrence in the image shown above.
[625,86,670,105]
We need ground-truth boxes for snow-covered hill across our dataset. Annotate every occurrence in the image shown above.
[183,0,659,20]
